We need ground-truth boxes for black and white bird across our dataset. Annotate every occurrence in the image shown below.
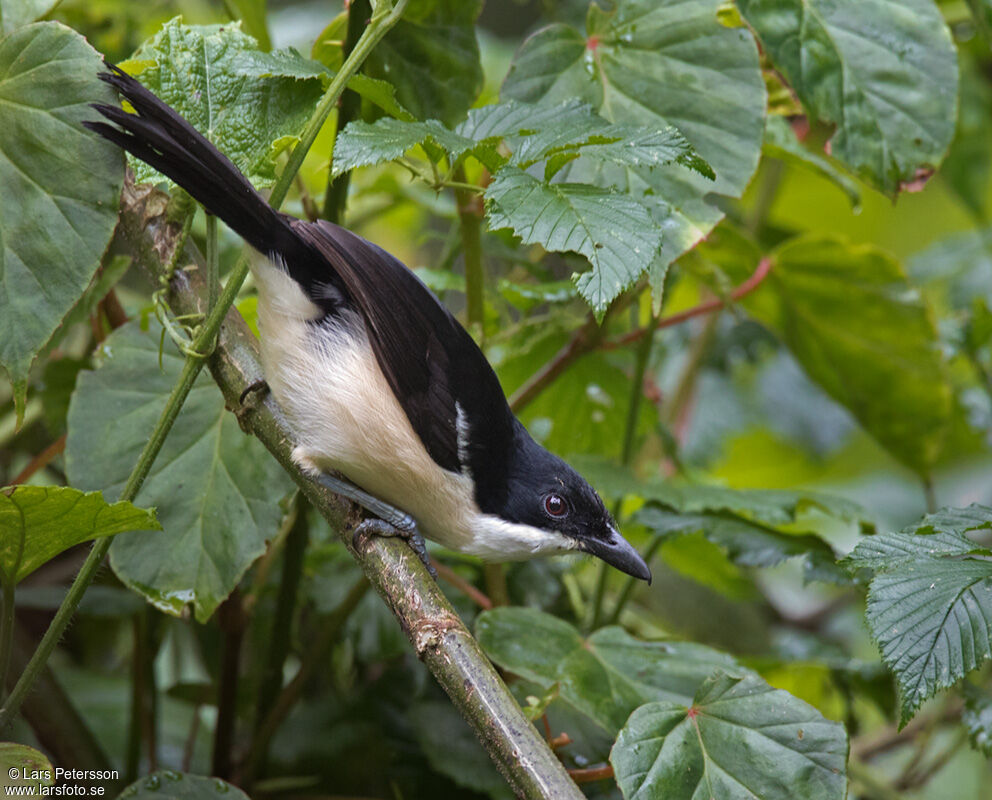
[85,66,651,583]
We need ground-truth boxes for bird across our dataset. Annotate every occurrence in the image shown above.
[84,65,652,583]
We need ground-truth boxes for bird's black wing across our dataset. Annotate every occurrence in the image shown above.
[292,220,517,511]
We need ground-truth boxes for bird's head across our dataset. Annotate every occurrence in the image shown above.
[499,432,652,583]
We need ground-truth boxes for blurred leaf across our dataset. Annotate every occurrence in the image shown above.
[763,116,860,207]
[118,772,249,800]
[39,358,87,437]
[941,55,992,221]
[737,0,958,196]
[485,166,662,315]
[502,0,766,266]
[331,118,478,177]
[610,672,847,800]
[364,0,484,126]
[476,607,748,732]
[0,0,58,33]
[498,278,577,311]
[909,228,992,309]
[0,743,53,788]
[311,11,346,72]
[845,505,992,724]
[961,683,992,757]
[408,700,515,800]
[16,583,146,617]
[743,236,953,476]
[66,322,293,622]
[0,22,124,408]
[0,486,159,585]
[124,18,324,188]
[225,0,270,51]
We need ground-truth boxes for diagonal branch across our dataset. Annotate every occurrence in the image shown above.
[117,178,584,800]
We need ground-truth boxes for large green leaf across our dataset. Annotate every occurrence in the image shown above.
[124,18,325,188]
[485,167,663,315]
[364,0,484,126]
[0,22,124,404]
[610,672,848,800]
[743,235,953,475]
[502,0,766,266]
[0,0,58,33]
[0,743,53,789]
[65,322,293,622]
[763,116,860,207]
[476,606,747,732]
[845,505,992,724]
[118,772,249,800]
[0,486,159,585]
[737,0,958,196]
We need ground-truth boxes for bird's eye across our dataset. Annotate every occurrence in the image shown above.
[544,493,568,517]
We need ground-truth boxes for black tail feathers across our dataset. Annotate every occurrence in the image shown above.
[84,65,288,257]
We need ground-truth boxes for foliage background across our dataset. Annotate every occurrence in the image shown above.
[1,0,992,798]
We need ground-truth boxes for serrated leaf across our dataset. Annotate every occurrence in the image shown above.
[118,772,249,800]
[961,683,992,757]
[868,559,992,725]
[610,672,848,800]
[485,166,662,315]
[502,0,765,268]
[763,116,860,207]
[738,0,958,196]
[364,0,484,126]
[0,22,124,403]
[476,607,747,732]
[65,322,293,622]
[125,18,324,188]
[742,235,953,476]
[0,743,53,788]
[331,118,477,177]
[0,486,159,585]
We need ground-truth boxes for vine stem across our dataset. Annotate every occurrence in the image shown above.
[0,0,410,733]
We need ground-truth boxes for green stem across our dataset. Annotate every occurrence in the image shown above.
[205,213,219,314]
[268,0,410,212]
[455,167,485,344]
[0,0,411,733]
[212,590,245,780]
[923,476,938,515]
[588,313,657,630]
[606,536,663,626]
[322,0,370,224]
[0,581,14,701]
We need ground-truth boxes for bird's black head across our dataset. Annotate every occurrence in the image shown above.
[500,428,651,582]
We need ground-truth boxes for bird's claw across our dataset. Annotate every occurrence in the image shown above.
[354,517,436,579]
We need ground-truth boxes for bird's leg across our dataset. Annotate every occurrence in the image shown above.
[294,448,436,578]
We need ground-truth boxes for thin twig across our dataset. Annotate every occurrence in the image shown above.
[568,765,614,784]
[11,435,66,485]
[432,561,493,610]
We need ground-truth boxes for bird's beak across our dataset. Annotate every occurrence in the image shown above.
[581,527,652,583]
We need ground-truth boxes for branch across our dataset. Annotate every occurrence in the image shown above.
[508,257,773,413]
[118,181,584,800]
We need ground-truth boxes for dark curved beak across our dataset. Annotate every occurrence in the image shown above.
[581,527,652,583]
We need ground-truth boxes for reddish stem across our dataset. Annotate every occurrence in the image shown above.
[11,435,67,485]
[568,765,614,784]
[432,560,493,610]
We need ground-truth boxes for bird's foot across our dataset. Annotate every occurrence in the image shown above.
[293,449,435,579]
[235,379,270,431]
[353,517,436,578]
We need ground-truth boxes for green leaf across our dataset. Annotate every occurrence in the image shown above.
[331,118,477,177]
[0,485,159,585]
[476,607,748,732]
[0,0,58,33]
[364,0,484,126]
[118,772,249,800]
[845,505,992,724]
[0,743,53,788]
[763,116,860,207]
[502,0,766,267]
[961,683,992,757]
[484,166,662,315]
[65,322,293,622]
[737,0,958,196]
[743,235,953,475]
[610,672,848,800]
[125,18,325,188]
[224,0,271,51]
[408,701,515,800]
[0,22,124,404]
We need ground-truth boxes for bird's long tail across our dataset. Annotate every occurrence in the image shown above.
[84,65,292,257]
